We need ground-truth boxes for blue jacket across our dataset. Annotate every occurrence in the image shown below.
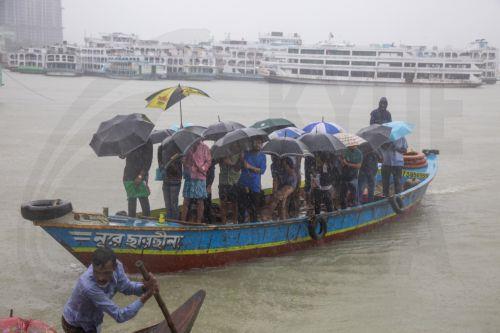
[238,151,266,193]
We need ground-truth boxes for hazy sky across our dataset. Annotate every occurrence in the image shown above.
[62,0,500,48]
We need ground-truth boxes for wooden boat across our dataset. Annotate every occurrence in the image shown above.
[133,290,205,333]
[20,151,438,274]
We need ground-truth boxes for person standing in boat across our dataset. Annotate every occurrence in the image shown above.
[203,161,216,224]
[357,149,382,204]
[380,137,408,197]
[267,157,298,220]
[339,144,363,209]
[181,140,212,223]
[312,152,336,214]
[218,152,242,224]
[62,248,158,333]
[158,148,183,220]
[237,138,266,223]
[370,97,392,125]
[122,140,153,217]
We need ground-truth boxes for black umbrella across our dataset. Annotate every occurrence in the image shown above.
[149,128,175,144]
[161,126,206,165]
[262,137,312,158]
[298,133,346,154]
[90,113,154,157]
[356,124,392,151]
[202,120,245,141]
[212,128,268,160]
[250,118,296,134]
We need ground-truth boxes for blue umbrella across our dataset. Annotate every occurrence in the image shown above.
[269,126,305,139]
[170,122,194,132]
[303,121,344,134]
[385,121,415,141]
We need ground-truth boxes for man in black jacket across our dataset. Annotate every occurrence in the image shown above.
[370,97,392,125]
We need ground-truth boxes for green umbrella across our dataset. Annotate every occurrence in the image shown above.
[250,118,295,134]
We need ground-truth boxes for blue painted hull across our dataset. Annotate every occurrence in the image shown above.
[34,155,437,273]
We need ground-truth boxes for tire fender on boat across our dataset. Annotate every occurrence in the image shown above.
[388,195,405,214]
[308,215,327,240]
[20,199,73,221]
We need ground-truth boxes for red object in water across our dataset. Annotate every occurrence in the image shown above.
[0,316,57,333]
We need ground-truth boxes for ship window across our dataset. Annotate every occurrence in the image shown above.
[404,63,416,67]
[291,69,298,74]
[288,48,299,54]
[418,63,443,68]
[445,63,471,68]
[299,68,323,75]
[326,50,350,56]
[445,74,469,80]
[288,58,299,63]
[352,61,375,66]
[325,70,349,76]
[300,49,325,55]
[377,72,401,78]
[352,51,376,56]
[351,71,375,78]
[300,59,324,64]
[378,62,402,67]
[417,73,430,79]
[326,60,349,65]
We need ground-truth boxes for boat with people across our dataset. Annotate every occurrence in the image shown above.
[20,151,438,273]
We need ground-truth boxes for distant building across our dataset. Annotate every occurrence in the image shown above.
[0,0,63,51]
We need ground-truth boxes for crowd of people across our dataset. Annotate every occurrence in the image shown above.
[121,97,408,223]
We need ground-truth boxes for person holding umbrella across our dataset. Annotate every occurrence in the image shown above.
[339,144,363,209]
[122,140,153,218]
[380,121,412,197]
[311,152,338,215]
[181,140,212,223]
[237,138,267,223]
[370,97,392,125]
[218,150,242,224]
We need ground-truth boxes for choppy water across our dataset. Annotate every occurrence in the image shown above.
[1,72,500,332]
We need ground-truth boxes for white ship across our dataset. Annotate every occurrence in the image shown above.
[7,47,46,74]
[260,37,496,87]
[45,42,82,76]
[213,32,302,80]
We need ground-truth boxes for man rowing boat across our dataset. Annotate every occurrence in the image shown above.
[62,248,159,333]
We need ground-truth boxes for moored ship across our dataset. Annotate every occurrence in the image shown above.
[260,37,496,87]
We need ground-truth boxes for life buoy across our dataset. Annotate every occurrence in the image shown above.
[20,199,73,221]
[388,195,404,214]
[308,215,327,240]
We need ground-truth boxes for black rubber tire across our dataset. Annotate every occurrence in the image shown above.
[20,199,73,221]
[388,195,404,214]
[308,215,328,240]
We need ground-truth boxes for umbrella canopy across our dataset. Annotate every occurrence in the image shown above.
[299,133,346,154]
[356,124,392,151]
[262,137,312,158]
[89,113,154,157]
[269,126,305,139]
[303,121,344,134]
[202,120,245,141]
[385,121,415,141]
[212,128,269,160]
[145,84,210,127]
[333,133,367,147]
[161,126,206,165]
[149,128,175,144]
[250,118,295,134]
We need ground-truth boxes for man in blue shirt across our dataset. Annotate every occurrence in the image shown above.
[380,137,408,197]
[237,138,266,223]
[62,248,158,333]
[370,97,392,125]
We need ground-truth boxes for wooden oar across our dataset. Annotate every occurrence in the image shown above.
[135,261,178,333]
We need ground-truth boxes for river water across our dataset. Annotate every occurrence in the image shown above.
[1,72,500,332]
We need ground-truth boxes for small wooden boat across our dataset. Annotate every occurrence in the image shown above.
[20,151,438,274]
[133,290,205,333]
